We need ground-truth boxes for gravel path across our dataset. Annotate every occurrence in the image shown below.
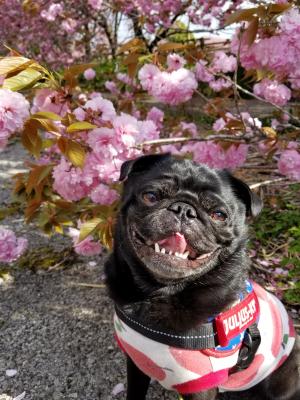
[0,142,176,400]
[0,142,297,400]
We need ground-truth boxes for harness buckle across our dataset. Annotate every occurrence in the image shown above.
[231,323,261,372]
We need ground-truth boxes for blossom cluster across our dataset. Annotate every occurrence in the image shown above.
[49,92,159,202]
[119,0,242,33]
[138,63,198,105]
[253,79,291,107]
[0,227,27,263]
[194,50,236,92]
[0,0,108,68]
[69,227,102,256]
[234,8,300,97]
[0,89,30,150]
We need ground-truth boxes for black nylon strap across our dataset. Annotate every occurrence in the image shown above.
[115,305,218,349]
[231,322,261,372]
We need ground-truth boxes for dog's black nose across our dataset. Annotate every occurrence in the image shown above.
[168,202,197,219]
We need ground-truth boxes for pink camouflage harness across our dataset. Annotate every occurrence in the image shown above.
[114,281,296,394]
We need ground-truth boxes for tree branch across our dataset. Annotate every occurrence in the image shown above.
[139,134,247,149]
[149,9,187,51]
[220,74,300,126]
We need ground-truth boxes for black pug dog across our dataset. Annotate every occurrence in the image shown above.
[105,153,299,400]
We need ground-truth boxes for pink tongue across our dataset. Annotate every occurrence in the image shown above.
[158,232,187,254]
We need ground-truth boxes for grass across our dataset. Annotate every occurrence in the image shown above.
[250,182,300,305]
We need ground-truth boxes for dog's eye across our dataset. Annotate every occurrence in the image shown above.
[142,192,158,205]
[210,210,227,221]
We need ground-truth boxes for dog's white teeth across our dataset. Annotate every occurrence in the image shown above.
[168,250,173,255]
[197,252,212,260]
[175,252,185,259]
[182,251,189,259]
[155,243,160,253]
[161,247,166,254]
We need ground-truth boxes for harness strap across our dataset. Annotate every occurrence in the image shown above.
[231,322,261,372]
[115,289,260,351]
[115,305,217,350]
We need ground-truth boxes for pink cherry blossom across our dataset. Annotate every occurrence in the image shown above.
[213,118,226,132]
[61,18,77,34]
[73,107,86,121]
[160,144,182,155]
[183,141,248,170]
[74,237,102,256]
[167,53,186,71]
[0,89,30,137]
[105,81,120,95]
[195,60,214,83]
[180,122,198,137]
[90,183,119,204]
[137,120,159,142]
[209,78,232,92]
[116,73,134,86]
[0,227,28,263]
[113,113,139,141]
[69,227,102,256]
[241,112,262,130]
[40,3,63,22]
[258,140,277,155]
[52,158,93,201]
[211,51,237,73]
[280,8,300,34]
[253,79,291,106]
[84,68,96,80]
[149,68,198,105]
[147,107,164,130]
[138,64,160,91]
[88,0,103,10]
[31,89,69,116]
[83,152,123,184]
[87,128,118,159]
[278,150,300,181]
[84,96,116,121]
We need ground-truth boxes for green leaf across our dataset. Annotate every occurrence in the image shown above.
[0,206,20,221]
[0,56,31,75]
[66,121,97,133]
[224,7,264,26]
[157,42,187,52]
[31,111,62,121]
[30,117,59,133]
[66,141,86,168]
[22,120,42,157]
[117,38,145,54]
[3,67,42,91]
[243,17,259,46]
[64,63,97,77]
[79,218,103,242]
[26,165,53,194]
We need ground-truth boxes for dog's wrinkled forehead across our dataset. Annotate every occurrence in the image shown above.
[120,153,262,217]
[131,158,220,192]
[121,154,221,199]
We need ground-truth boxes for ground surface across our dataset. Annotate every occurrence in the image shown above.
[0,142,298,400]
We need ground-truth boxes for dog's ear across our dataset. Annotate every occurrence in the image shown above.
[224,172,263,217]
[119,153,171,182]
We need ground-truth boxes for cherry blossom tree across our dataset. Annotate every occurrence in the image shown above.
[0,0,299,258]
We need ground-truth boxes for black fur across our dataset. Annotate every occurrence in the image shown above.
[105,154,299,400]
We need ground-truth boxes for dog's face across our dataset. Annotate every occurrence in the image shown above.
[116,154,262,284]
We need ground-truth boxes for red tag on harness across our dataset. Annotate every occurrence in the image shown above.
[215,291,260,347]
